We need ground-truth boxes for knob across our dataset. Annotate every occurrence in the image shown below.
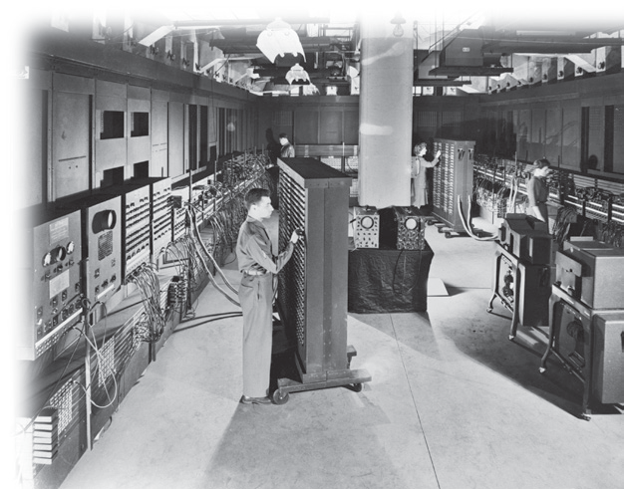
[53,246,67,263]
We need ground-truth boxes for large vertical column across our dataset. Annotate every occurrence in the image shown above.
[358,13,413,208]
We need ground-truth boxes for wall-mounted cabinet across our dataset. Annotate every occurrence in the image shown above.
[95,80,127,178]
[128,87,151,175]
[52,73,93,200]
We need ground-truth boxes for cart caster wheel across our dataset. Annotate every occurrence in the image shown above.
[445,232,451,238]
[580,413,591,421]
[486,307,493,313]
[437,227,443,233]
[352,383,363,392]
[271,389,289,405]
[539,367,546,374]
[508,334,515,340]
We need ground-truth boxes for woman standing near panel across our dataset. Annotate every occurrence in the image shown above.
[411,142,441,208]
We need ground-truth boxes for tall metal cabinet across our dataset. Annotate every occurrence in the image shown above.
[432,139,475,233]
[275,158,371,403]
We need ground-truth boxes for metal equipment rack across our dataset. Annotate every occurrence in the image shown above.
[487,215,556,339]
[274,158,371,403]
[431,139,475,237]
[539,238,624,419]
[540,285,624,419]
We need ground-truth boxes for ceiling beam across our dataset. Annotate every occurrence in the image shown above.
[210,36,338,55]
[429,66,514,77]
[484,37,624,55]
[414,80,472,86]
[173,17,331,29]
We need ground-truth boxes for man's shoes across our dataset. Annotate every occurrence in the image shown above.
[240,395,272,405]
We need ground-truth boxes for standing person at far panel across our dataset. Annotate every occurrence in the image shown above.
[236,188,300,405]
[279,133,295,158]
[411,142,441,208]
[526,158,552,222]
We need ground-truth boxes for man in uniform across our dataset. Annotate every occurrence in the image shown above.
[236,188,299,404]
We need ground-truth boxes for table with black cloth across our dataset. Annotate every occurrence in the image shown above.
[347,241,434,313]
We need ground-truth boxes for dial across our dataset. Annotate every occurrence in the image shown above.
[92,210,117,233]
[360,216,375,229]
[53,246,67,263]
[42,252,52,267]
[66,241,75,254]
[404,217,418,230]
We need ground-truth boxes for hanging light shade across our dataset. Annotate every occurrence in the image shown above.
[256,18,305,63]
[285,63,310,84]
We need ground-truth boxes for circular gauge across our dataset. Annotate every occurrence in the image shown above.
[404,217,418,230]
[92,210,117,233]
[53,246,67,263]
[67,241,75,254]
[42,252,52,267]
[360,216,375,229]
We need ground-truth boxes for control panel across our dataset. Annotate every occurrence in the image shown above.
[78,195,123,307]
[149,177,173,256]
[19,208,84,360]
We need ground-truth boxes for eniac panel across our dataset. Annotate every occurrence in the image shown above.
[18,207,84,361]
[58,194,122,308]
[276,158,370,401]
[432,139,475,233]
[99,182,152,280]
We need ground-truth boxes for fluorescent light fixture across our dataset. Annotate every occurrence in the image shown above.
[256,18,305,63]
[138,25,175,46]
[285,63,310,84]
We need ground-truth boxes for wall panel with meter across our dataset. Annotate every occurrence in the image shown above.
[19,207,84,361]
[57,194,122,311]
[84,195,122,307]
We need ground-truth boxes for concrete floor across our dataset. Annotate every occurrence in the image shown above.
[59,213,624,489]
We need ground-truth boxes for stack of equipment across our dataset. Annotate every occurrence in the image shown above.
[540,237,624,418]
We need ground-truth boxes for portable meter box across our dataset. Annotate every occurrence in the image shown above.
[353,206,380,249]
[498,213,555,265]
[379,206,427,250]
[556,237,624,309]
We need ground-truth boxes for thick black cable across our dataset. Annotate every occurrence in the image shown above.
[457,195,497,241]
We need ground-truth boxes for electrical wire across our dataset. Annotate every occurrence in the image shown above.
[173,312,243,334]
[84,327,119,410]
[457,194,497,241]
[187,206,241,307]
[13,317,87,437]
